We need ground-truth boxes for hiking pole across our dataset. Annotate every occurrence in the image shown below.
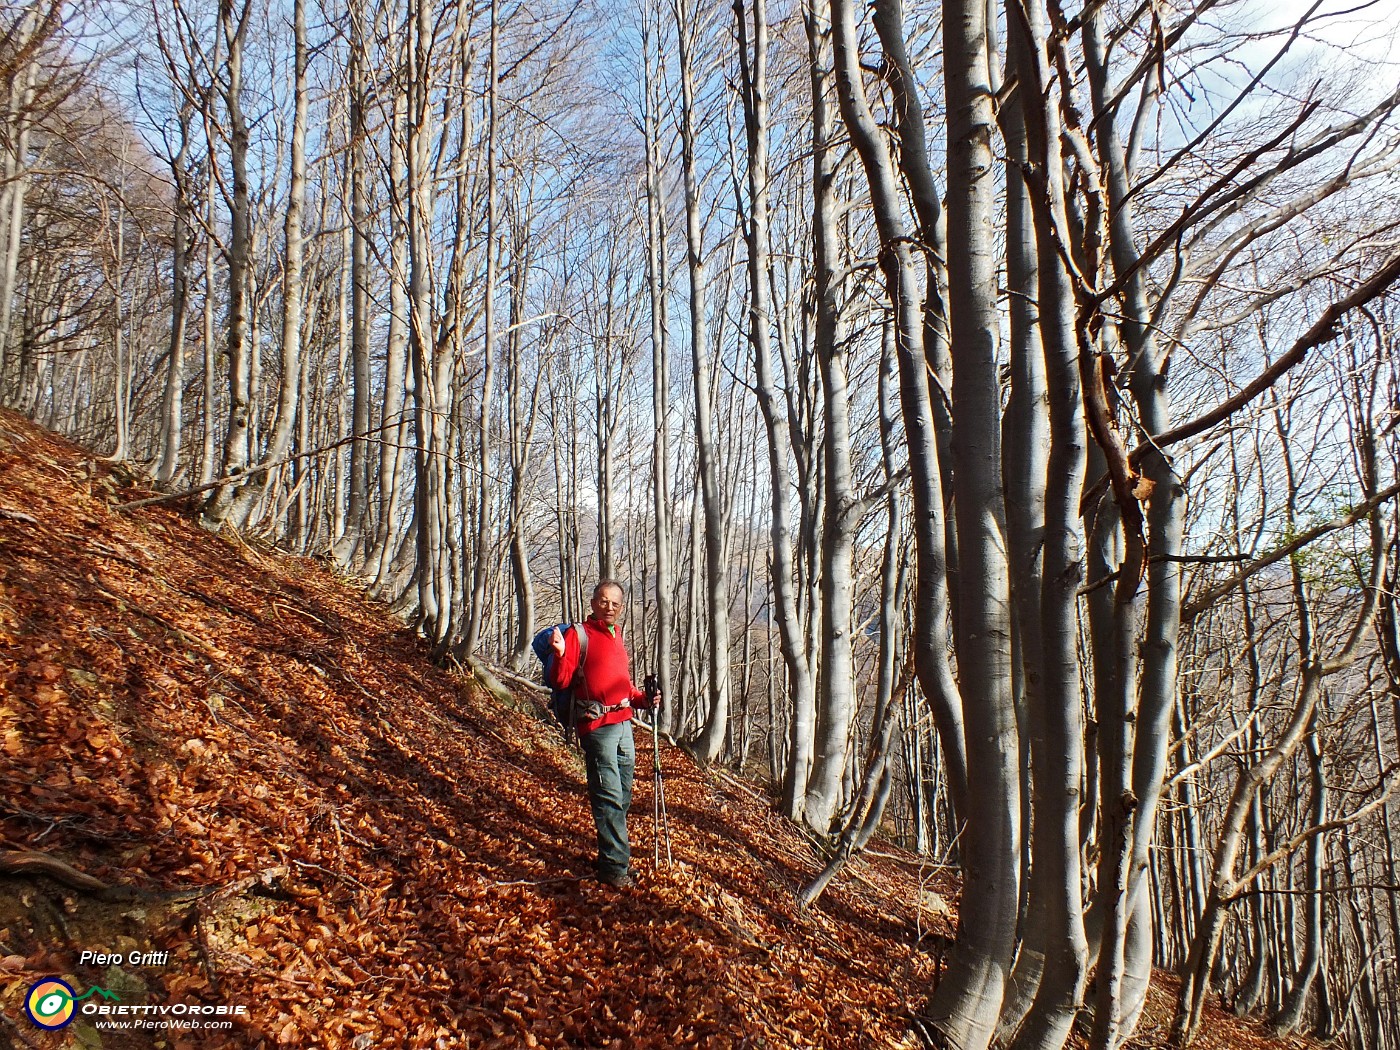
[644,674,672,867]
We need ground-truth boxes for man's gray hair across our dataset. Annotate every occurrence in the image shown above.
[592,578,625,600]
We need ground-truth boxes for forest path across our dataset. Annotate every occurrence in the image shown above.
[0,409,938,1049]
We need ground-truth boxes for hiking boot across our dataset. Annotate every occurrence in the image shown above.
[600,870,636,889]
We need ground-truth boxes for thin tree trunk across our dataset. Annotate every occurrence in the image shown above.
[799,323,908,905]
[201,0,254,529]
[504,224,541,670]
[1270,719,1328,1033]
[336,4,372,568]
[994,0,1049,1029]
[463,0,499,656]
[370,75,410,592]
[1233,796,1268,1016]
[676,0,731,764]
[226,0,306,530]
[108,192,128,463]
[156,107,193,488]
[736,0,811,820]
[1108,108,1182,1050]
[800,0,862,827]
[406,0,450,646]
[0,10,37,398]
[641,1,675,732]
[865,0,970,825]
[804,292,859,829]
[199,148,218,487]
[997,3,1046,997]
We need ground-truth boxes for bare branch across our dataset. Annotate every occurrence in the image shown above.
[1183,479,1400,621]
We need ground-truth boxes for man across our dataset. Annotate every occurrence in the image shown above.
[548,579,660,888]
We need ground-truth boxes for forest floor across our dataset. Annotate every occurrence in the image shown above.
[0,407,1327,1050]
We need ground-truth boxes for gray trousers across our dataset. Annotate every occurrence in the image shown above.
[580,720,636,878]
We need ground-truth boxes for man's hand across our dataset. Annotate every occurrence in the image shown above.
[642,674,662,711]
[550,627,565,659]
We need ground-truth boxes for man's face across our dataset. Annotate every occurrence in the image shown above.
[591,585,625,627]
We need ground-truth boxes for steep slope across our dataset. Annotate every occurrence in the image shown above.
[0,410,1330,1050]
[0,410,941,1049]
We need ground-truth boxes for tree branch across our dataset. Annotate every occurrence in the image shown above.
[1183,479,1400,621]
[1222,764,1397,902]
[1150,251,1400,453]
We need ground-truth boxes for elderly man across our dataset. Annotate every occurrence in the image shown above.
[548,579,660,888]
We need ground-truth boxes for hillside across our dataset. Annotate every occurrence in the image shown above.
[0,409,1322,1050]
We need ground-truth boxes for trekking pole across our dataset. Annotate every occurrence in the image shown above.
[644,674,672,867]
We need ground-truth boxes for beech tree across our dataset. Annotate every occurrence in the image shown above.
[5,2,1400,1046]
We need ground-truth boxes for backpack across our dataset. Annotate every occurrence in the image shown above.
[531,623,589,739]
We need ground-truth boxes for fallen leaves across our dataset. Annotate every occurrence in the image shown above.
[0,409,1327,1050]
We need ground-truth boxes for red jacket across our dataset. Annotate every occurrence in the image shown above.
[548,616,647,735]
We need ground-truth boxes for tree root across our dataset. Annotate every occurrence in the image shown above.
[0,849,110,894]
[0,849,302,904]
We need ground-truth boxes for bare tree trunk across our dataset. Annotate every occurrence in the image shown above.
[369,72,410,593]
[737,0,813,820]
[1079,7,1184,1037]
[246,220,263,472]
[804,283,858,829]
[1232,794,1268,1017]
[461,0,499,656]
[798,322,908,905]
[406,0,450,646]
[676,0,731,764]
[289,278,319,551]
[918,0,1022,1038]
[226,0,306,530]
[199,147,218,487]
[201,0,254,530]
[336,1,372,568]
[994,0,1046,1030]
[798,0,860,830]
[503,212,541,669]
[996,3,1046,986]
[593,233,623,582]
[865,0,969,825]
[0,8,37,399]
[106,185,129,463]
[1089,494,1143,1050]
[641,1,675,732]
[156,103,194,488]
[1001,2,1090,1044]
[1270,719,1327,1033]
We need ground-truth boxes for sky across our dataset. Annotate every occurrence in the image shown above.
[1237,0,1399,80]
